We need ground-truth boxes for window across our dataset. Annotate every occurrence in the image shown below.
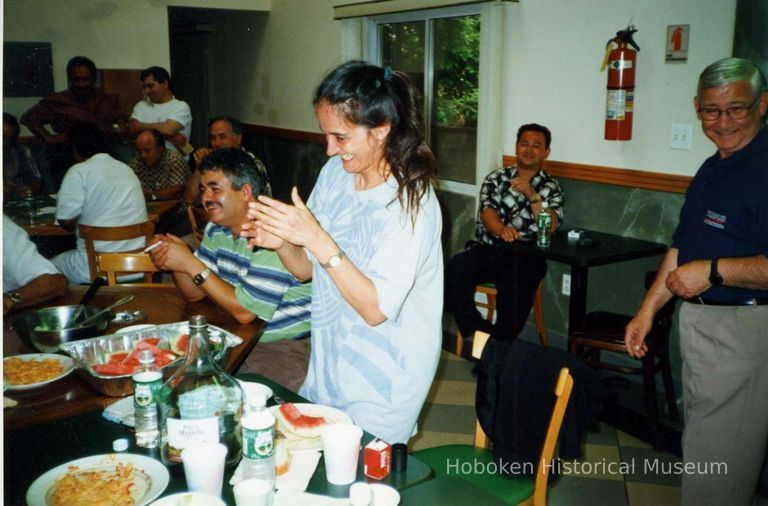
[369,7,481,186]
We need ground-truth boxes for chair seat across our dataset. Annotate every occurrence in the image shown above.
[412,445,534,504]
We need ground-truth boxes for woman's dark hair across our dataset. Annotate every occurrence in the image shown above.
[313,60,436,220]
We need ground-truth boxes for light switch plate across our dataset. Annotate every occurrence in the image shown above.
[670,124,692,150]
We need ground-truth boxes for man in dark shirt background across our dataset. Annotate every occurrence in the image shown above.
[21,56,125,190]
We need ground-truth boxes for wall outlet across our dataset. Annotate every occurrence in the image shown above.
[562,274,571,296]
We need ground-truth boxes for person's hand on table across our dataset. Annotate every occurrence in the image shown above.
[148,233,195,272]
[244,187,325,250]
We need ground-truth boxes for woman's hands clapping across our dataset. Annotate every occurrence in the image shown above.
[241,187,325,251]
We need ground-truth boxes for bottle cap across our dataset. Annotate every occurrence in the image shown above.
[541,201,549,209]
[349,482,372,506]
[248,390,268,409]
[391,443,408,472]
[112,438,129,452]
[138,349,155,365]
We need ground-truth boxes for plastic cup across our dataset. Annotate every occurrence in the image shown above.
[181,442,228,497]
[233,478,274,506]
[321,423,363,485]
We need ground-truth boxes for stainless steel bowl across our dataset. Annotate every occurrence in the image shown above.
[12,305,113,353]
[59,322,243,397]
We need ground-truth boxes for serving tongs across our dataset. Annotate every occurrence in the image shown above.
[65,295,135,330]
[65,277,107,328]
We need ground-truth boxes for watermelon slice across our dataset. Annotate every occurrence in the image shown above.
[92,363,135,376]
[171,334,189,355]
[276,403,327,439]
[94,338,178,376]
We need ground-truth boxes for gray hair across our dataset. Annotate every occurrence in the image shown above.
[697,57,767,98]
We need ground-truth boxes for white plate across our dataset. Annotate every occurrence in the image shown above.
[237,380,274,404]
[270,403,353,453]
[149,492,225,506]
[26,453,169,506]
[3,354,75,391]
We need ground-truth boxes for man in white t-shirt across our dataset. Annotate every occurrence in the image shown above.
[52,122,148,284]
[127,66,192,153]
[3,215,69,314]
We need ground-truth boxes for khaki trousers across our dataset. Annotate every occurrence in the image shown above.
[679,303,768,506]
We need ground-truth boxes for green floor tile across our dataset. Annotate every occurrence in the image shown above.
[548,475,629,506]
[618,446,683,486]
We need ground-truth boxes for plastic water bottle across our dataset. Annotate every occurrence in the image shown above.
[536,201,552,248]
[133,349,162,448]
[241,390,276,489]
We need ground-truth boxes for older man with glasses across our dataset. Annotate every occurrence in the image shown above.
[625,57,768,506]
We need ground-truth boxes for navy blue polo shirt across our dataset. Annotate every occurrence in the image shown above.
[672,126,768,301]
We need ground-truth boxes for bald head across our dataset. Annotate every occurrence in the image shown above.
[135,129,165,167]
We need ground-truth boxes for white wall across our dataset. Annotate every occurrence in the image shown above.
[3,0,172,122]
[502,0,736,176]
[208,0,345,131]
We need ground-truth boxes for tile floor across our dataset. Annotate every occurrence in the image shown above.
[412,348,768,505]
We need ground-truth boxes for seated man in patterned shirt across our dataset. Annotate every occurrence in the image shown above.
[129,129,189,233]
[149,148,311,391]
[446,123,564,342]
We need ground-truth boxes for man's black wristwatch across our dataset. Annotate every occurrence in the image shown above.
[709,258,723,287]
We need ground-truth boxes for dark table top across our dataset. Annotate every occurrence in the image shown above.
[510,228,668,267]
[4,373,433,506]
[3,285,263,431]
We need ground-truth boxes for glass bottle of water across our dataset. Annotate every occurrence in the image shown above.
[133,349,162,448]
[537,201,552,248]
[157,315,244,467]
[241,390,276,490]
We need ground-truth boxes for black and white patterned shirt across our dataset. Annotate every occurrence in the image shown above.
[475,166,564,246]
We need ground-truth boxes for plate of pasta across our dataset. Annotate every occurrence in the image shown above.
[26,453,169,506]
[3,354,75,391]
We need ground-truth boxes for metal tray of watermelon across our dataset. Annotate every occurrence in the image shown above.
[59,322,243,397]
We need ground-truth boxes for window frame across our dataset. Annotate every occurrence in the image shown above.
[365,4,482,196]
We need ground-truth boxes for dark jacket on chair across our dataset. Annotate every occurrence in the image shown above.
[476,338,606,475]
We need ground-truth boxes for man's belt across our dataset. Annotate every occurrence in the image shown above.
[684,297,768,306]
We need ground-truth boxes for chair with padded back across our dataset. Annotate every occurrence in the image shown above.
[455,279,548,357]
[95,252,172,286]
[187,204,209,248]
[79,217,157,282]
[568,271,679,451]
[414,331,574,505]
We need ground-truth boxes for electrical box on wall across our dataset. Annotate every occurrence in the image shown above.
[670,124,692,150]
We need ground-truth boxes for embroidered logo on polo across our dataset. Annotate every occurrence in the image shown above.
[704,210,726,229]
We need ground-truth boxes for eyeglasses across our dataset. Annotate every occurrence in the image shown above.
[697,95,759,121]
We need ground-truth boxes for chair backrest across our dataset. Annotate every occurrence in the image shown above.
[79,217,157,282]
[95,252,170,286]
[187,204,209,248]
[471,330,574,506]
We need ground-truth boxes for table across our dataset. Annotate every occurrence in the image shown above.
[3,198,180,237]
[509,228,667,332]
[3,285,264,432]
[3,374,433,506]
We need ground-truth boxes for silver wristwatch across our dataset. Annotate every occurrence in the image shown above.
[193,267,211,286]
[320,251,346,269]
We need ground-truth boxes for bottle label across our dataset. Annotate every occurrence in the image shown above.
[133,371,163,409]
[243,425,275,459]
[166,417,219,462]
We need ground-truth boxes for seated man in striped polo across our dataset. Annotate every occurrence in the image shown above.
[149,148,311,391]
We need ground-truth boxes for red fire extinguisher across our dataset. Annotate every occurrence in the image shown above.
[602,25,640,141]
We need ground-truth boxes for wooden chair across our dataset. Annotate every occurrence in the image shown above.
[456,279,548,357]
[79,218,157,282]
[187,204,209,248]
[568,271,679,451]
[414,331,574,505]
[95,252,172,286]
